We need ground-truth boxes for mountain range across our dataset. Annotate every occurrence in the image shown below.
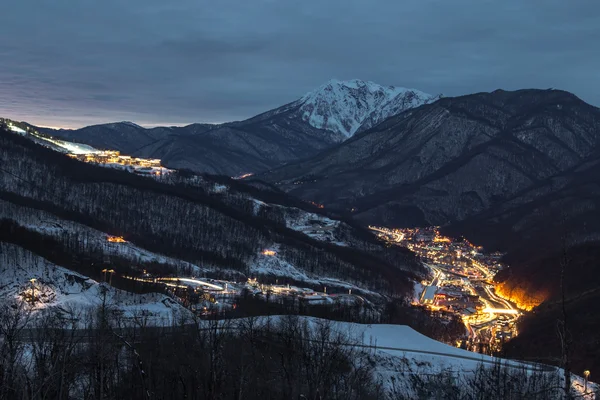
[39,79,436,176]
[262,89,600,233]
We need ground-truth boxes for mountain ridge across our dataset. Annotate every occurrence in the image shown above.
[260,88,600,228]
[33,79,434,175]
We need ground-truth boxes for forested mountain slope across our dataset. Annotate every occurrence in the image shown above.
[262,89,600,229]
[0,126,422,297]
[38,106,336,176]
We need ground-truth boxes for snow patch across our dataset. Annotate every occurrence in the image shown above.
[211,183,228,193]
[249,245,380,296]
[249,245,311,282]
[285,209,346,246]
[7,123,26,135]
[251,198,267,215]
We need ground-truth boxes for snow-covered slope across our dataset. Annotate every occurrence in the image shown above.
[243,316,597,399]
[298,79,436,138]
[0,242,191,326]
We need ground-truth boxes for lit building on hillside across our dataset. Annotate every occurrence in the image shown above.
[107,236,126,243]
[67,150,163,169]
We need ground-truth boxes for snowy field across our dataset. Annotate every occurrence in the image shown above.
[9,124,102,155]
[7,123,27,135]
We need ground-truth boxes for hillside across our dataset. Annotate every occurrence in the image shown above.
[39,112,334,176]
[0,125,423,298]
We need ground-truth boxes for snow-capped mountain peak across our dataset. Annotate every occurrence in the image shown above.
[298,79,437,139]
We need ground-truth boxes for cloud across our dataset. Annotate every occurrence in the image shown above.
[1,0,599,128]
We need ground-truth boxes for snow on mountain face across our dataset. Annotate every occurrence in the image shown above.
[298,79,436,139]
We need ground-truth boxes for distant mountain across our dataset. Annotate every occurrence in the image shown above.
[38,121,216,155]
[39,116,337,176]
[260,89,600,231]
[38,79,433,176]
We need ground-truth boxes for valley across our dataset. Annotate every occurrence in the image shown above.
[371,226,521,354]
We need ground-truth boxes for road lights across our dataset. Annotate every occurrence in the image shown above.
[101,269,116,285]
[584,370,591,392]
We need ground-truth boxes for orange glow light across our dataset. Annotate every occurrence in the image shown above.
[309,201,324,209]
[107,236,126,243]
[494,284,546,311]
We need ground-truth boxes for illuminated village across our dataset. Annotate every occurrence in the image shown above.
[370,225,526,354]
[67,151,170,176]
[1,118,172,177]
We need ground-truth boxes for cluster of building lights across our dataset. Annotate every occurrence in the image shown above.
[371,225,521,351]
[309,201,325,209]
[67,151,162,171]
[107,236,127,243]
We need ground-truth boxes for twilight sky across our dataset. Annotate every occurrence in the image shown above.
[1,0,599,128]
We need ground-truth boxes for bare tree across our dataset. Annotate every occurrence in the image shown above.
[557,233,573,399]
[0,300,32,400]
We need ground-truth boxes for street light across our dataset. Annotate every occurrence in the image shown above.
[29,278,36,303]
[584,370,591,393]
[101,269,116,285]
